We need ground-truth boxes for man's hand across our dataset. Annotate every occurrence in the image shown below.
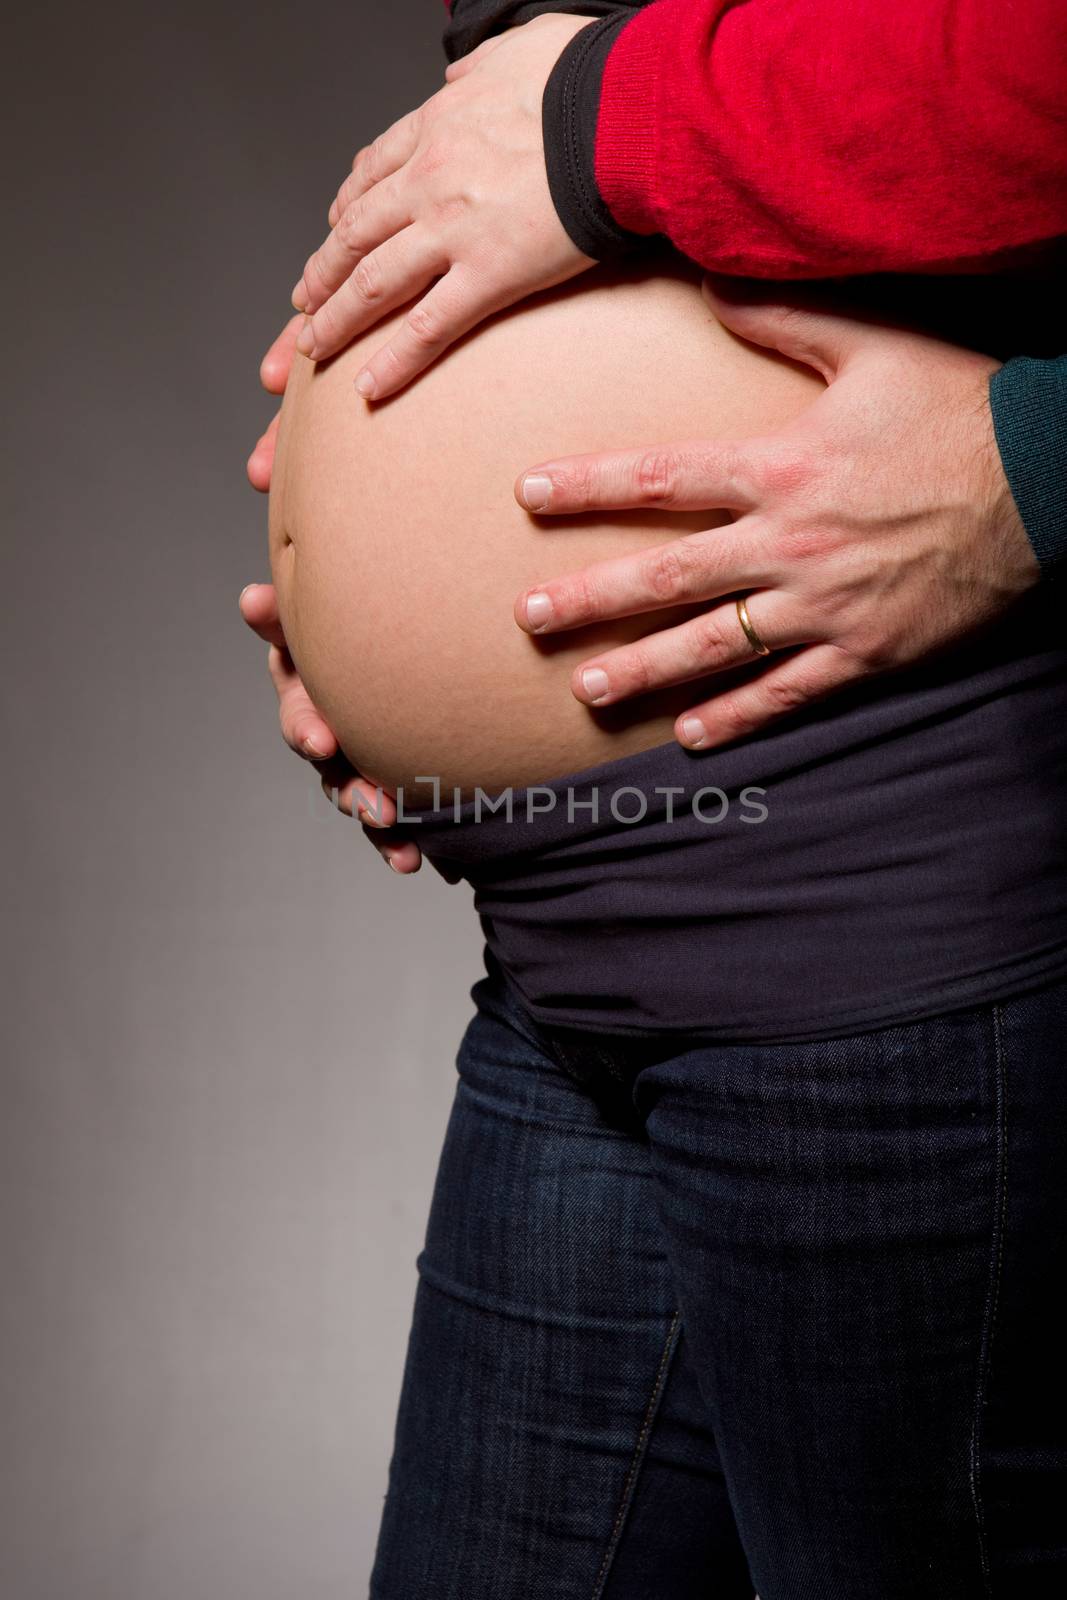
[290,13,597,398]
[512,278,1040,750]
[243,322,423,872]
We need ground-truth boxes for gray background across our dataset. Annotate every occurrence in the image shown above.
[2,4,486,1595]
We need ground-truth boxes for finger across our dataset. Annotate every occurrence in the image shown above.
[325,772,398,826]
[569,591,813,707]
[294,177,413,314]
[320,775,423,872]
[702,276,884,382]
[327,771,429,888]
[329,774,449,876]
[375,837,424,874]
[351,264,511,400]
[246,411,280,493]
[443,35,507,81]
[514,519,772,635]
[259,315,303,393]
[297,227,449,364]
[514,438,766,518]
[675,641,866,750]
[238,581,285,644]
[326,109,423,229]
[266,642,341,761]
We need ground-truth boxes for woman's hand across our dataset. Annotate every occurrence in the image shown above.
[246,315,301,492]
[290,13,597,398]
[243,324,423,872]
[237,584,424,874]
[512,279,1041,750]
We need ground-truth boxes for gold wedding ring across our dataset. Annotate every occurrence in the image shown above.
[736,595,772,657]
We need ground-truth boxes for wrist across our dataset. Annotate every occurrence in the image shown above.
[541,10,648,262]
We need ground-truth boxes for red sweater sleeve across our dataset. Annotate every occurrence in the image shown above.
[580,0,1067,277]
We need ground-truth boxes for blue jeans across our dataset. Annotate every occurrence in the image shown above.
[368,961,1067,1599]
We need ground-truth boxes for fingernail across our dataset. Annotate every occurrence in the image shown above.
[302,735,329,758]
[382,847,403,871]
[521,474,553,512]
[680,716,707,749]
[581,666,610,703]
[239,583,258,601]
[291,280,308,311]
[296,324,314,356]
[524,591,554,630]
[355,370,377,399]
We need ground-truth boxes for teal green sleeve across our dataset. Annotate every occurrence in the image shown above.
[989,355,1067,580]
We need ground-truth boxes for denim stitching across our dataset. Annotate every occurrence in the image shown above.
[590,1308,682,1600]
[968,1003,1009,1594]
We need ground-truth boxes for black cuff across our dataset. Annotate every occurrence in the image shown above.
[989,356,1067,580]
[542,11,650,261]
[443,2,630,65]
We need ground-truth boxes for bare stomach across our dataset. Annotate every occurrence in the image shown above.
[268,256,821,800]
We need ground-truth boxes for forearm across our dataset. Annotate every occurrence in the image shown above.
[543,0,1067,277]
[440,2,1067,586]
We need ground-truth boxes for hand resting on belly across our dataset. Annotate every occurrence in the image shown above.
[269,254,821,801]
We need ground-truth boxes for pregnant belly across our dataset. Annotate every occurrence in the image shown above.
[268,256,820,800]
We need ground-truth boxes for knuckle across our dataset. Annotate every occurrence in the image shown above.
[415,137,449,178]
[774,518,840,564]
[621,644,654,696]
[337,201,365,250]
[351,252,382,304]
[639,545,684,600]
[360,135,385,182]
[762,673,811,717]
[638,541,697,602]
[433,191,471,226]
[690,610,732,668]
[404,299,442,350]
[549,460,598,506]
[314,294,340,342]
[633,448,679,505]
[851,630,901,673]
[305,250,329,294]
[716,694,759,743]
[377,343,406,384]
[559,569,600,624]
[829,638,877,678]
[760,442,817,497]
